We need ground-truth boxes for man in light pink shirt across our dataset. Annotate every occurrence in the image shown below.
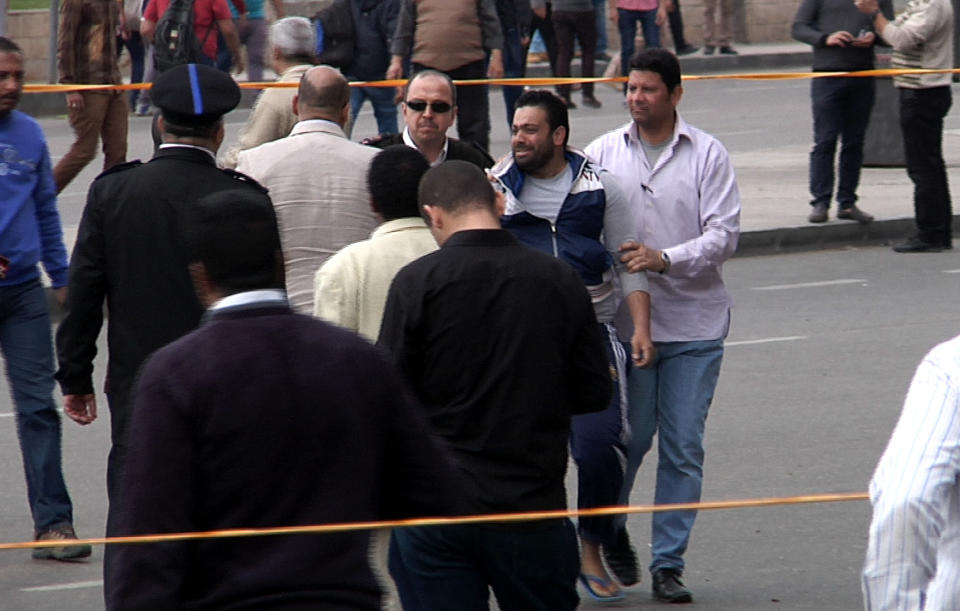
[585,48,740,603]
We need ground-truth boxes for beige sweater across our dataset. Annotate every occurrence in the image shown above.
[884,0,954,88]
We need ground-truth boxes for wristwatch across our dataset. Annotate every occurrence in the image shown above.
[659,251,671,274]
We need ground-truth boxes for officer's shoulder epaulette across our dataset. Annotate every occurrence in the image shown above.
[221,168,269,194]
[94,159,143,181]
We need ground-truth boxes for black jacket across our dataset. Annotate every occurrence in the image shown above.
[55,146,267,412]
[350,0,400,81]
[366,132,495,169]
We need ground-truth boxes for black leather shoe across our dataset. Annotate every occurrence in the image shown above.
[892,236,951,253]
[652,569,693,603]
[703,45,716,55]
[603,529,639,586]
[808,203,828,223]
[837,205,874,223]
[719,46,739,55]
[582,95,602,109]
[676,44,699,56]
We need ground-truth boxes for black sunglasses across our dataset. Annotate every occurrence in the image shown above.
[405,100,453,114]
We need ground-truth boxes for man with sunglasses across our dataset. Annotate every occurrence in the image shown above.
[364,70,493,169]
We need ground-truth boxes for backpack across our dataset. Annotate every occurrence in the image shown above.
[313,0,355,71]
[153,0,214,74]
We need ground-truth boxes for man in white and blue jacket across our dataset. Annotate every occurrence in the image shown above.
[0,37,91,560]
[491,88,653,601]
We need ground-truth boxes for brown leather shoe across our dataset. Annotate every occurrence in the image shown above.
[837,205,874,224]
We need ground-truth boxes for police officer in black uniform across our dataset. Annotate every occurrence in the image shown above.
[55,64,271,530]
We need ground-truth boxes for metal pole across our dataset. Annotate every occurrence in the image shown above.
[48,0,59,83]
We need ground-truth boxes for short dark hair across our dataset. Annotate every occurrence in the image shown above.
[405,69,457,107]
[185,189,283,295]
[629,48,682,93]
[0,37,23,55]
[369,145,431,221]
[419,160,496,216]
[514,89,569,147]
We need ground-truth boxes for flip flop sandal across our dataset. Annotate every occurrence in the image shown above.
[579,573,626,602]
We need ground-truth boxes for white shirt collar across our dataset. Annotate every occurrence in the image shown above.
[403,126,449,166]
[209,289,288,312]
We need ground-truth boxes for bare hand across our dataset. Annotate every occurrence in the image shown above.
[487,56,504,79]
[656,7,668,26]
[65,92,84,112]
[233,56,245,76]
[386,58,404,81]
[632,333,656,368]
[619,241,667,273]
[64,394,97,425]
[851,31,876,47]
[825,31,854,46]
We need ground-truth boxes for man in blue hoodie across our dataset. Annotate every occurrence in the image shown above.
[0,37,91,561]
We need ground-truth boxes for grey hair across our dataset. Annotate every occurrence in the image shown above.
[269,17,317,62]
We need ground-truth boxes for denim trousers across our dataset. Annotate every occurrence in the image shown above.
[618,7,662,77]
[570,324,629,547]
[593,0,608,55]
[0,280,74,534]
[349,86,399,138]
[501,27,526,128]
[117,32,145,109]
[809,76,875,209]
[900,85,953,244]
[389,520,580,610]
[620,338,724,573]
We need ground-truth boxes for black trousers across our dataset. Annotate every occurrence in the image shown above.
[899,86,953,245]
[553,9,597,99]
[413,60,490,153]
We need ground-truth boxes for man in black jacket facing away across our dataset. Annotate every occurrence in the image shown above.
[104,187,457,610]
[378,161,612,610]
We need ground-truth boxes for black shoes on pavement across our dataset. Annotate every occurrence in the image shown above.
[703,45,715,55]
[719,46,738,55]
[892,236,954,253]
[808,202,828,223]
[652,568,693,603]
[677,44,699,56]
[582,95,602,109]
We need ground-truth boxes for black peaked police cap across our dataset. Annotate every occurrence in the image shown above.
[151,63,242,125]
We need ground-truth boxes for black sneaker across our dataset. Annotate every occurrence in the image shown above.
[676,44,700,56]
[892,236,951,253]
[719,46,739,55]
[32,524,92,561]
[652,568,693,603]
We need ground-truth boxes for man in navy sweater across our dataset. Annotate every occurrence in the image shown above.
[0,36,91,561]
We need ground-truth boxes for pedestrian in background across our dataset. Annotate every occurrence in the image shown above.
[793,0,891,224]
[0,36,91,562]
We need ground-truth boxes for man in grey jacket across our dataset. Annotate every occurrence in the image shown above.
[792,0,891,224]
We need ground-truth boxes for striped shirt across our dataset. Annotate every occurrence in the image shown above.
[882,0,954,89]
[862,334,960,610]
[57,0,122,85]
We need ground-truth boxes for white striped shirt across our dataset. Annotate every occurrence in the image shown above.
[862,334,960,610]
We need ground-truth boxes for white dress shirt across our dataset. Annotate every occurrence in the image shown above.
[585,115,740,343]
[862,333,960,610]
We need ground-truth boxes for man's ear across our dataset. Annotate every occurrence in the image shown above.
[292,94,299,117]
[494,191,506,218]
[552,125,566,148]
[422,204,442,229]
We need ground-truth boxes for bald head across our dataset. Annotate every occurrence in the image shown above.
[295,65,351,125]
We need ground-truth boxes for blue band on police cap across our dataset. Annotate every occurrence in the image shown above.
[188,64,204,115]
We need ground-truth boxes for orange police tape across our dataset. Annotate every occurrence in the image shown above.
[0,492,868,552]
[20,68,960,94]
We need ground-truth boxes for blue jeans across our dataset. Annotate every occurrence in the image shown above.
[501,27,526,128]
[618,7,661,76]
[809,76,875,210]
[349,85,399,137]
[0,280,74,534]
[117,32,146,109]
[390,521,580,610]
[900,86,953,244]
[620,339,723,573]
[593,0,608,55]
[570,324,628,546]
